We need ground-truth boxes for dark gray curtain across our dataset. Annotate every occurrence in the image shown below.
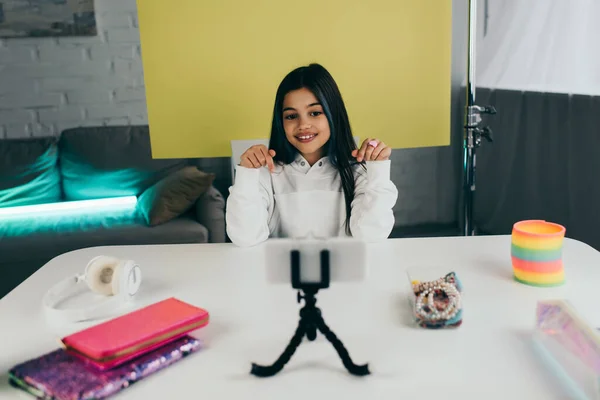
[473,88,600,251]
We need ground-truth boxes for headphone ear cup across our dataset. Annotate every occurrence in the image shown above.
[85,256,119,296]
[84,256,109,277]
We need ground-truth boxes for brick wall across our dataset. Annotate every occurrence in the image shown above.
[0,0,146,139]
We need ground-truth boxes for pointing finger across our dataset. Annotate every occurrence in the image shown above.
[357,138,371,162]
[260,147,274,172]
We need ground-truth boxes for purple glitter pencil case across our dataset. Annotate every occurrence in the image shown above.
[8,335,201,400]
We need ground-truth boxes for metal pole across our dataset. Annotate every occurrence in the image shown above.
[463,0,496,236]
[463,0,477,236]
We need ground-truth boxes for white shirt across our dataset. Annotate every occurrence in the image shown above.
[225,154,398,247]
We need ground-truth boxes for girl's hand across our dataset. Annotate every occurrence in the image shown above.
[352,138,391,162]
[240,145,276,172]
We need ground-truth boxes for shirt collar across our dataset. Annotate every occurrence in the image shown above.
[292,154,331,173]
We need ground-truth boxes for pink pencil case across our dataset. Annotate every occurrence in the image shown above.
[61,297,209,370]
[9,335,201,400]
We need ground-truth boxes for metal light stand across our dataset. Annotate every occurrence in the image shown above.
[463,0,497,236]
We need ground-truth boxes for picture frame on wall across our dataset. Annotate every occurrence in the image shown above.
[0,0,96,38]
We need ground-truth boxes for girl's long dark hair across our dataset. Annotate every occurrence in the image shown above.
[268,63,362,235]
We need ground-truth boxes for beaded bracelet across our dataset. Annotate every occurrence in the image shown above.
[411,272,463,329]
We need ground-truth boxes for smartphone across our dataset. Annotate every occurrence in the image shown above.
[264,237,368,285]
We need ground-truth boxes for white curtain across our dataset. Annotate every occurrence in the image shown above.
[476,0,600,95]
[468,1,600,251]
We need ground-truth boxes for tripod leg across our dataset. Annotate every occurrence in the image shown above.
[250,321,307,377]
[314,316,370,376]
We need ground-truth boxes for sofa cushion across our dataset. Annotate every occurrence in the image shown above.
[58,126,188,200]
[0,214,209,298]
[0,213,208,272]
[195,185,226,243]
[0,137,61,208]
[137,166,215,226]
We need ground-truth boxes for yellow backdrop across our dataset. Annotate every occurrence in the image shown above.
[137,1,452,158]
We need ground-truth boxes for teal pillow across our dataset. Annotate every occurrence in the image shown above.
[58,126,188,201]
[0,139,61,208]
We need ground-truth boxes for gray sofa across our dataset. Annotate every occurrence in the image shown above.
[0,126,227,298]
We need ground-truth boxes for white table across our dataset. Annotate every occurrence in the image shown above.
[1,235,599,399]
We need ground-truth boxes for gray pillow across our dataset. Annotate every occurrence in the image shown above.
[137,166,215,226]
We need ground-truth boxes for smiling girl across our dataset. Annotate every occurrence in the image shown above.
[226,63,398,247]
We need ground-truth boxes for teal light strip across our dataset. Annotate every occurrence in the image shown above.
[0,196,137,217]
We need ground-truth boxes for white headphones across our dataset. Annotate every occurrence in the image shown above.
[42,256,142,325]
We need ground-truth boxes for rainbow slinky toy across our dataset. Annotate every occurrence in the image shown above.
[511,220,566,287]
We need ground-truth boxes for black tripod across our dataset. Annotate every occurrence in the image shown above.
[250,249,370,377]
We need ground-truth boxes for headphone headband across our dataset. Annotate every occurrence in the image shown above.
[42,257,142,325]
